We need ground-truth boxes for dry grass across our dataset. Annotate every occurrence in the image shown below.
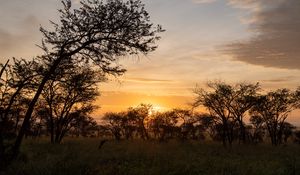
[2,138,300,175]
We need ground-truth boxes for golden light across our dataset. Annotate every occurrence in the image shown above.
[149,104,165,115]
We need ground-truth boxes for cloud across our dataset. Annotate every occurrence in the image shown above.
[0,15,40,62]
[261,76,295,83]
[125,77,174,84]
[0,29,14,53]
[192,0,217,4]
[225,0,300,69]
[227,0,261,10]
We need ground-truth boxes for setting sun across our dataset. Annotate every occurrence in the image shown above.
[149,104,164,115]
[1,0,300,174]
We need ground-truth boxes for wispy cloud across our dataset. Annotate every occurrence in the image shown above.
[261,76,295,83]
[225,0,300,69]
[125,78,174,84]
[192,0,217,4]
[227,0,261,10]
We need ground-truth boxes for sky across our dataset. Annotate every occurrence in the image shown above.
[0,0,300,124]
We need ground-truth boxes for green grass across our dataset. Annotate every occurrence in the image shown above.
[3,138,300,175]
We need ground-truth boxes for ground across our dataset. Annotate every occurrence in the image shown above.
[2,138,300,175]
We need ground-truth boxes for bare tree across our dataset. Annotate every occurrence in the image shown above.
[13,0,163,156]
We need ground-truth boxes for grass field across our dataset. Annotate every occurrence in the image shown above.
[3,138,300,175]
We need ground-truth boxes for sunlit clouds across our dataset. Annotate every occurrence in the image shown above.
[0,0,300,118]
[225,0,300,69]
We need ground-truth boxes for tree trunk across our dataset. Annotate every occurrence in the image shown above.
[14,114,20,134]
[0,60,9,168]
[12,57,62,158]
[0,134,5,170]
[50,115,54,143]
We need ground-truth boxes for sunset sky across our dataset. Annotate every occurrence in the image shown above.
[0,0,300,124]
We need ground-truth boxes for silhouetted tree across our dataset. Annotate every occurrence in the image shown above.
[250,89,298,145]
[171,109,201,141]
[70,115,98,137]
[195,113,217,140]
[249,115,265,144]
[193,82,235,146]
[0,59,39,169]
[193,82,260,145]
[282,122,295,143]
[148,110,180,141]
[127,104,152,140]
[293,130,300,144]
[38,66,100,143]
[13,0,163,156]
[227,83,259,143]
[102,112,124,140]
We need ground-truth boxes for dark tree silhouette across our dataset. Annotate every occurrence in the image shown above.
[193,82,235,146]
[70,115,99,138]
[102,112,124,140]
[249,115,265,144]
[126,104,152,140]
[171,109,195,141]
[0,60,10,169]
[0,59,40,168]
[196,114,218,140]
[38,66,100,143]
[193,82,259,145]
[13,0,163,156]
[101,104,153,140]
[148,110,180,141]
[282,122,295,143]
[250,89,298,145]
[294,130,300,144]
[226,83,259,143]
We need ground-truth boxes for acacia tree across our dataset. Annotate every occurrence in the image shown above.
[38,66,101,143]
[102,104,153,140]
[249,115,265,144]
[70,115,98,137]
[0,59,40,126]
[171,109,198,141]
[148,110,180,141]
[0,59,40,168]
[102,112,125,140]
[193,82,236,146]
[226,83,259,143]
[250,89,298,145]
[127,104,152,140]
[0,61,10,169]
[193,82,259,145]
[194,113,217,140]
[13,0,163,156]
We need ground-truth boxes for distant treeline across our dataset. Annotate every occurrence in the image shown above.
[99,82,300,147]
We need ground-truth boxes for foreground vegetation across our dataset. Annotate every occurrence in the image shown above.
[2,138,300,175]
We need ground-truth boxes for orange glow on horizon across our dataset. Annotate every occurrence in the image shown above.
[92,91,194,117]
